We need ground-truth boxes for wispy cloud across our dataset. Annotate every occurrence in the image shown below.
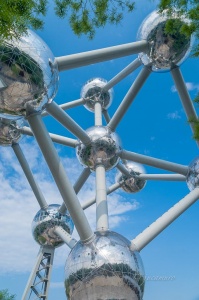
[0,137,139,274]
[167,110,181,120]
[50,282,64,288]
[171,82,199,93]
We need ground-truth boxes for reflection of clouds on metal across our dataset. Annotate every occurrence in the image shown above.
[0,8,198,300]
[137,10,194,71]
[76,126,122,171]
[0,117,22,146]
[65,231,145,300]
[0,30,59,118]
[116,161,146,193]
[32,204,74,248]
[81,77,113,112]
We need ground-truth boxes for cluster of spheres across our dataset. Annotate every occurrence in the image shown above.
[0,7,197,300]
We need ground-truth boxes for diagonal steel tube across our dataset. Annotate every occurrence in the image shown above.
[54,226,77,249]
[46,101,91,145]
[56,41,149,71]
[119,150,188,175]
[171,66,199,148]
[12,143,48,210]
[117,162,131,177]
[103,58,142,91]
[82,182,121,210]
[103,110,111,123]
[95,162,109,231]
[20,126,78,148]
[59,167,91,214]
[108,66,151,131]
[131,188,199,251]
[42,98,85,117]
[27,113,94,243]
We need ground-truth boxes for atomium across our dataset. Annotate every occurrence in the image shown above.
[116,161,146,193]
[65,231,145,300]
[81,78,113,112]
[0,117,23,146]
[76,126,122,171]
[0,30,59,118]
[0,6,197,300]
[32,204,74,248]
[137,10,193,71]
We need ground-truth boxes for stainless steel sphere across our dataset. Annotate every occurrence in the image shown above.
[32,204,74,248]
[76,126,122,171]
[81,78,113,112]
[116,161,146,193]
[137,10,193,72]
[186,157,199,191]
[65,231,145,300]
[0,30,59,118]
[0,117,22,146]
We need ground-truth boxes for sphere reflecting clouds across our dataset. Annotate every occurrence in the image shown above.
[116,161,146,193]
[186,157,199,191]
[0,30,59,118]
[0,117,23,146]
[81,78,113,112]
[76,126,122,171]
[65,231,145,300]
[32,204,74,248]
[137,10,193,72]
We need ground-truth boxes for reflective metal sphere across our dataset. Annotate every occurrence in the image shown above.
[0,30,59,118]
[186,157,199,191]
[0,117,22,146]
[81,78,113,112]
[32,204,74,248]
[137,10,193,72]
[76,126,122,171]
[116,161,146,193]
[65,231,145,300]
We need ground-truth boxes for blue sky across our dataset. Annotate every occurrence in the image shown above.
[0,0,199,299]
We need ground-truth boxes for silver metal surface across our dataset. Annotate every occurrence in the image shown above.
[65,231,145,300]
[55,41,149,71]
[76,126,122,171]
[0,117,22,145]
[0,30,59,118]
[116,161,146,193]
[32,204,74,248]
[81,78,113,112]
[186,156,199,191]
[137,10,193,72]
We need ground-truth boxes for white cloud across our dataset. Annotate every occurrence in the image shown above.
[167,110,181,120]
[0,138,139,275]
[50,282,64,288]
[171,82,199,93]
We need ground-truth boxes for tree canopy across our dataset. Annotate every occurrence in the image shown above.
[0,0,135,40]
[0,290,16,300]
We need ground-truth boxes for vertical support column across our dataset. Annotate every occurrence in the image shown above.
[95,161,109,231]
[22,247,54,300]
[95,102,103,126]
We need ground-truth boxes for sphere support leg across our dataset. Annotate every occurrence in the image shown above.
[27,113,94,243]
[131,188,199,251]
[95,163,109,231]
[22,247,54,300]
[12,143,48,210]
